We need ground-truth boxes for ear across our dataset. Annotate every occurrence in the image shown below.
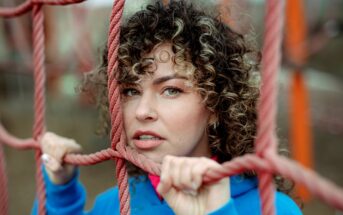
[208,112,218,127]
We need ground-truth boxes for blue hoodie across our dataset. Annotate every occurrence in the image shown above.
[32,169,302,215]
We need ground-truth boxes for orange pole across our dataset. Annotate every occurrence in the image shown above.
[285,0,307,64]
[289,71,313,202]
[285,0,313,202]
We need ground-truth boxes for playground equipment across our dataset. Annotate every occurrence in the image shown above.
[1,0,343,214]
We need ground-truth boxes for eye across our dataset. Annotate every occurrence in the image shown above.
[121,88,140,97]
[162,87,183,97]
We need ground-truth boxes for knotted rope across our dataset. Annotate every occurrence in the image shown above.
[1,0,343,215]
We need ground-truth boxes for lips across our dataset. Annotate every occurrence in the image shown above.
[132,130,164,150]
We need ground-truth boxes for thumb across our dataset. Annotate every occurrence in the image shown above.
[64,138,82,154]
[157,184,177,204]
[41,153,62,172]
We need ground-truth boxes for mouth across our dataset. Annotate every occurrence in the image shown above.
[132,131,164,150]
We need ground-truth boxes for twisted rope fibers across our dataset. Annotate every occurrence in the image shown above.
[32,3,46,214]
[0,140,8,215]
[255,0,285,214]
[106,0,131,214]
[0,0,85,18]
[1,0,343,214]
[1,131,343,212]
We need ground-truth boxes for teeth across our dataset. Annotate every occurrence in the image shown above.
[139,135,161,140]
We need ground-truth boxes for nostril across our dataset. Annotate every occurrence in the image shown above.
[134,94,158,121]
[135,107,157,121]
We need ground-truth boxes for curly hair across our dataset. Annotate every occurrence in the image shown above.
[84,0,259,161]
[81,0,301,200]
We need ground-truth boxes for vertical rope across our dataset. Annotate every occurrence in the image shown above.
[0,143,9,215]
[107,0,124,146]
[255,0,284,214]
[114,157,130,214]
[106,0,130,214]
[32,4,46,215]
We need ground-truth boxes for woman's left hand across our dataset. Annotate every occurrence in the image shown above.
[157,156,230,215]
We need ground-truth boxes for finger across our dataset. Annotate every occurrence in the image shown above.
[41,132,82,163]
[157,155,173,196]
[190,161,206,190]
[160,186,178,205]
[170,157,183,190]
[179,159,194,190]
[191,158,219,189]
[41,133,64,163]
[59,138,82,164]
[64,138,82,154]
[47,132,81,153]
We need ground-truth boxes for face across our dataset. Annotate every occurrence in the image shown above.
[121,43,213,163]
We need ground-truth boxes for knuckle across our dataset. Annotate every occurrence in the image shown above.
[44,132,53,138]
[179,175,190,187]
[164,155,172,162]
[200,156,208,162]
[168,156,179,166]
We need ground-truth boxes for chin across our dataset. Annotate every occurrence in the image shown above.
[139,151,164,163]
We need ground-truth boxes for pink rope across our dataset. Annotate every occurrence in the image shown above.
[0,124,38,149]
[0,0,32,17]
[106,0,131,214]
[0,141,8,215]
[2,127,343,212]
[255,0,284,214]
[0,0,85,18]
[202,154,343,211]
[32,0,85,5]
[1,0,343,214]
[32,3,46,215]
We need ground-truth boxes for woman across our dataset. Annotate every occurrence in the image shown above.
[32,1,302,214]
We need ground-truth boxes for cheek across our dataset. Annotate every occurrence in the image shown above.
[122,102,135,129]
[162,104,210,136]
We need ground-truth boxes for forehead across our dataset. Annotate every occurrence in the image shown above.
[142,43,195,79]
[142,43,176,77]
[119,42,197,85]
[145,43,173,58]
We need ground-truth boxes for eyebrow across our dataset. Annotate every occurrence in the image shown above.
[152,74,188,85]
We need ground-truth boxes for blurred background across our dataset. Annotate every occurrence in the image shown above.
[0,0,342,214]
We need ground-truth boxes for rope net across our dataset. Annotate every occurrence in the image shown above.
[0,0,343,215]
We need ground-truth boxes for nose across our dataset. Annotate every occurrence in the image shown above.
[135,93,157,122]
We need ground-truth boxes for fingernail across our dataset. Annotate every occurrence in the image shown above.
[41,153,50,164]
[48,157,62,172]
[41,154,61,172]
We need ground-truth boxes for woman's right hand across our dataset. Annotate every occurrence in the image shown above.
[40,132,82,185]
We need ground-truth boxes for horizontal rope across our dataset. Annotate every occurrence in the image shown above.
[1,122,343,211]
[0,124,39,149]
[203,154,343,211]
[0,0,32,18]
[0,0,86,18]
